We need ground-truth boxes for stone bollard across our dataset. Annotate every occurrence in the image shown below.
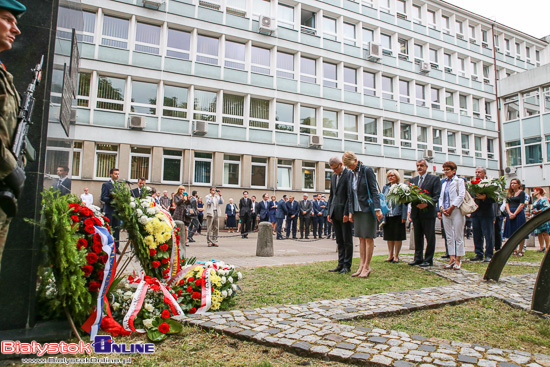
[527,234,536,248]
[256,222,274,257]
[174,220,186,258]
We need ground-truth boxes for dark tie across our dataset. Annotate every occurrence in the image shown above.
[419,176,424,187]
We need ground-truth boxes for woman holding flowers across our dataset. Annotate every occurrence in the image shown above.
[503,178,529,256]
[343,151,383,278]
[437,161,465,270]
[531,187,549,253]
[382,170,407,263]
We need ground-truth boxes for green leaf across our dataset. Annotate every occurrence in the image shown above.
[165,319,183,334]
[147,328,167,342]
[152,316,161,328]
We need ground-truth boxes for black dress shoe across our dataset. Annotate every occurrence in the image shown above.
[470,256,483,261]
[408,260,422,266]
[441,255,450,259]
[328,267,343,272]
[305,236,310,239]
[418,261,433,267]
[188,238,196,243]
[339,268,351,274]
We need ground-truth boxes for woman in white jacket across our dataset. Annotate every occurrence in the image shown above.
[438,161,465,270]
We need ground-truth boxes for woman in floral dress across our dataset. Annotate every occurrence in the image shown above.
[532,187,550,253]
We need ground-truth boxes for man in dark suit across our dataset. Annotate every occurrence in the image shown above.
[131,177,146,198]
[285,195,299,239]
[408,159,441,267]
[312,194,325,239]
[275,195,288,240]
[259,193,271,222]
[239,191,252,238]
[327,157,353,273]
[299,193,313,239]
[101,168,121,253]
[187,190,199,242]
[54,166,72,195]
[250,196,259,231]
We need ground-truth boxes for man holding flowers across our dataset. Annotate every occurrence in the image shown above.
[470,167,496,262]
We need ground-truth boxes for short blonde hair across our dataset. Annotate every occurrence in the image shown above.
[342,151,357,167]
[386,170,401,183]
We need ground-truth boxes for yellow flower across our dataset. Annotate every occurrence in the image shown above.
[144,222,154,234]
[144,235,156,249]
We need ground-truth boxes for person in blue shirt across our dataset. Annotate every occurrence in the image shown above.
[285,196,299,239]
[275,195,288,240]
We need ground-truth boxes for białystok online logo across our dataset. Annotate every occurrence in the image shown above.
[1,337,154,356]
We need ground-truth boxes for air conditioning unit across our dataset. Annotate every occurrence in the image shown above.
[471,75,478,81]
[199,0,220,10]
[457,34,465,40]
[469,38,477,44]
[483,78,491,84]
[504,166,516,175]
[259,15,276,35]
[308,135,323,148]
[420,61,431,73]
[366,42,382,61]
[423,149,434,161]
[70,109,77,124]
[142,0,163,9]
[482,42,489,48]
[193,120,208,136]
[129,115,146,130]
[444,66,453,73]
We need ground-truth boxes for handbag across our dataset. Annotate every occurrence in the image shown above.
[364,167,390,216]
[455,178,478,215]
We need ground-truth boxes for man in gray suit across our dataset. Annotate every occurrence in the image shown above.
[299,193,313,239]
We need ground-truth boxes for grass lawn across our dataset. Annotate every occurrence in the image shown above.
[344,297,550,355]
[234,256,451,309]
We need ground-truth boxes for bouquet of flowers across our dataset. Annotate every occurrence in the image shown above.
[385,182,434,207]
[467,176,506,201]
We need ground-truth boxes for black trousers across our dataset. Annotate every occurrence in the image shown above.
[188,216,200,238]
[494,215,503,251]
[250,213,257,230]
[412,217,436,264]
[286,216,297,238]
[333,219,353,269]
[240,212,251,235]
[300,215,311,237]
[106,212,121,251]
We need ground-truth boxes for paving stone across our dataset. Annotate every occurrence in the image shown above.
[325,334,345,342]
[310,345,330,354]
[487,355,508,362]
[497,363,522,367]
[412,335,429,341]
[328,348,354,359]
[460,348,483,358]
[419,345,437,352]
[393,360,415,367]
[431,353,454,361]
[370,354,394,366]
[382,351,406,359]
[292,341,312,351]
[509,355,532,364]
[478,359,498,367]
[350,353,371,361]
[369,336,389,343]
[457,354,478,364]
[433,360,456,367]
[335,342,356,350]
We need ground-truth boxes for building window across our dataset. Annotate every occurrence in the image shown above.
[433,128,442,152]
[193,90,217,122]
[461,134,470,156]
[194,152,212,184]
[546,137,550,163]
[523,90,540,116]
[383,120,395,145]
[427,10,436,28]
[487,138,495,159]
[57,8,95,43]
[447,132,456,153]
[544,87,550,112]
[275,102,294,131]
[416,84,426,107]
[504,95,519,121]
[474,136,483,158]
[300,106,316,135]
[485,101,492,120]
[300,9,316,33]
[166,28,191,60]
[472,98,480,118]
[396,0,406,15]
[469,25,476,41]
[398,38,408,56]
[251,157,267,188]
[429,48,438,65]
[77,72,91,107]
[252,0,271,18]
[505,141,521,166]
[96,76,125,111]
[363,71,376,96]
[223,154,241,186]
[516,42,521,57]
[323,62,337,88]
[362,27,374,45]
[399,80,410,103]
[95,144,118,179]
[470,61,478,77]
[130,147,151,180]
[445,91,454,112]
[277,159,292,189]
[414,44,423,60]
[505,38,511,52]
[364,116,377,143]
[162,149,182,183]
[455,20,463,35]
[381,33,392,52]
[379,0,390,13]
[196,35,219,65]
[431,88,440,109]
[225,40,246,70]
[300,57,316,84]
[323,16,337,41]
[302,162,316,190]
[344,114,358,140]
[343,22,356,46]
[482,29,488,43]
[278,3,294,29]
[250,98,270,129]
[325,163,332,192]
[277,51,294,79]
[458,57,466,75]
[382,75,393,100]
[45,140,82,178]
[525,137,542,164]
[442,15,450,31]
[483,65,491,79]
[344,67,357,92]
[444,53,452,69]
[131,81,157,115]
[323,110,338,137]
[459,94,468,116]
[412,5,421,23]
[135,22,160,54]
[417,126,428,150]
[163,85,188,118]
[222,94,244,125]
[101,15,129,49]
[251,46,270,75]
[400,123,411,147]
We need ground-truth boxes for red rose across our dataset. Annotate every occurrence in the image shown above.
[160,244,169,252]
[92,217,102,226]
[86,252,98,264]
[158,322,170,334]
[88,281,101,292]
[79,207,92,217]
[188,307,197,314]
[161,258,169,264]
[97,270,105,280]
[149,249,157,257]
[161,310,170,319]
[84,225,95,234]
[195,279,202,287]
[93,243,102,254]
[81,265,93,276]
[152,261,161,268]
[92,233,102,244]
[151,283,160,291]
[178,279,185,286]
[69,203,81,211]
[99,254,108,264]
[77,238,88,250]
[162,268,170,275]
[192,292,201,299]
[102,216,110,223]
[187,286,193,293]
[188,277,195,282]
[163,296,171,304]
[71,215,80,223]
[178,290,183,296]
[84,218,94,227]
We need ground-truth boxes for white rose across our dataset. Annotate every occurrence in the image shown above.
[206,261,213,268]
[143,319,154,329]
[228,276,233,284]
[221,290,228,298]
[237,272,242,280]
[144,303,154,312]
[147,208,155,215]
[231,284,237,291]
[217,261,225,268]
[130,202,136,208]
[228,289,233,296]
[124,291,133,299]
[136,209,143,217]
[221,276,226,285]
[112,302,120,310]
[139,216,148,225]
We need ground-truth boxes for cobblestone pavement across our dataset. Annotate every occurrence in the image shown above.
[174,255,550,367]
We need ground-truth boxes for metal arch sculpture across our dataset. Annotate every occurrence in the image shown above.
[484,209,550,314]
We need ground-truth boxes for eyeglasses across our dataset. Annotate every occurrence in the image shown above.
[443,168,452,171]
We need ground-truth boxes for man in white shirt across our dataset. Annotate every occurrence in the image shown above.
[205,187,223,247]
[80,187,93,207]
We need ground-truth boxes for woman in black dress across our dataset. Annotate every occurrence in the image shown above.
[382,170,407,263]
[173,186,191,247]
[197,197,204,234]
